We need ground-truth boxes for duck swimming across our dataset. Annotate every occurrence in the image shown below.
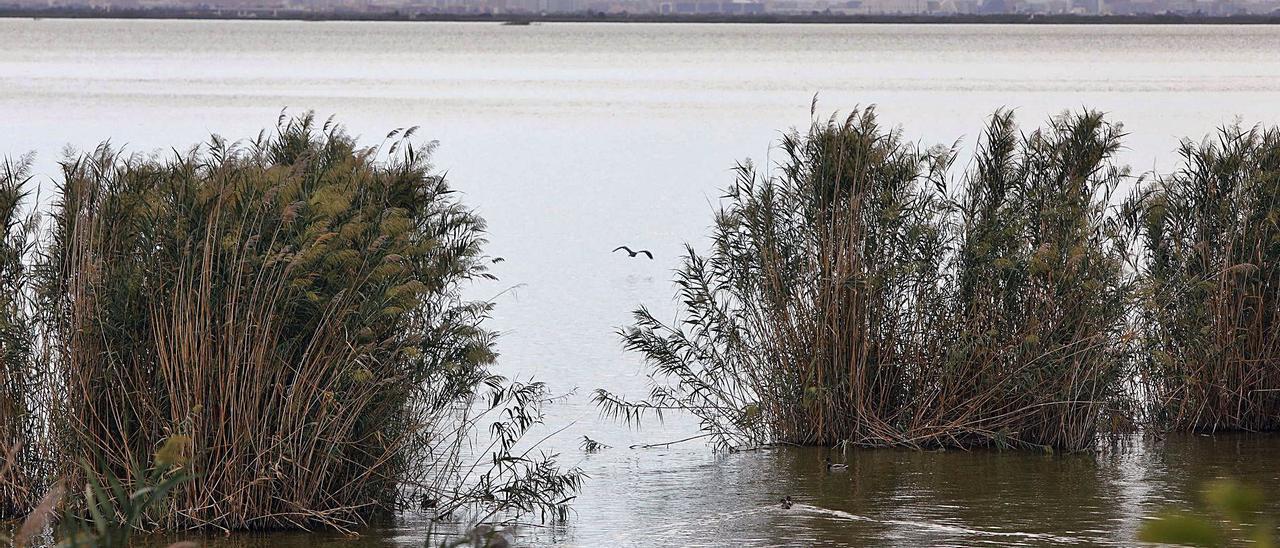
[824,457,849,471]
[780,496,794,509]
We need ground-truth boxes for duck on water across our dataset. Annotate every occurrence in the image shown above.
[776,459,847,510]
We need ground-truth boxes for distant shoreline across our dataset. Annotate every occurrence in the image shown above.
[2,7,1279,24]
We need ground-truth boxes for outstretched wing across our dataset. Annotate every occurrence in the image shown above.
[612,246,631,254]
[639,250,653,259]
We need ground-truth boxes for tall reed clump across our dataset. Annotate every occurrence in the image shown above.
[599,107,956,448]
[596,106,1135,452]
[38,113,580,531]
[1136,124,1280,432]
[942,110,1135,451]
[0,156,46,519]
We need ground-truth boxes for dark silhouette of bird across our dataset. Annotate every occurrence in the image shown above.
[612,246,653,259]
[780,495,794,509]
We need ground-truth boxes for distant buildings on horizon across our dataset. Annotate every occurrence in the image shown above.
[3,0,1279,17]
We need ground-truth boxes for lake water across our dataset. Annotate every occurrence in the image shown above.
[3,19,1280,546]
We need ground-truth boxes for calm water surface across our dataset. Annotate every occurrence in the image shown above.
[3,20,1280,546]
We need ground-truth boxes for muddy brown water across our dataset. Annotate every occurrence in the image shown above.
[126,434,1280,546]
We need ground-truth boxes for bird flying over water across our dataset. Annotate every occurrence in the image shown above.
[612,246,653,259]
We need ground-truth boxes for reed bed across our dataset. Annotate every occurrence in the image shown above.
[597,107,1137,451]
[18,113,579,533]
[595,107,957,449]
[0,156,47,518]
[941,110,1136,450]
[1136,124,1280,432]
[1,102,1276,542]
